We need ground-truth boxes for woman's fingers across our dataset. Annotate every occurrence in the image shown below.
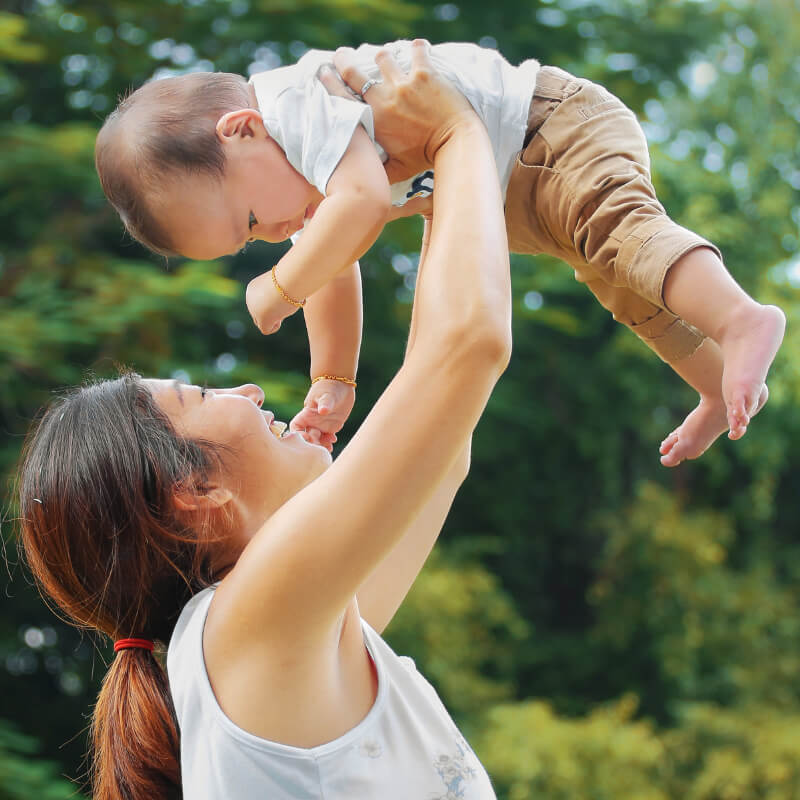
[373,46,405,85]
[334,44,408,97]
[316,64,356,100]
[333,40,475,182]
[334,40,433,96]
[408,38,433,74]
[333,47,370,95]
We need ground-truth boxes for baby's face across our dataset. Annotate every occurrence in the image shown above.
[159,124,322,260]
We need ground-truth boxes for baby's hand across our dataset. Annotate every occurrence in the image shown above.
[290,379,356,451]
[245,270,302,334]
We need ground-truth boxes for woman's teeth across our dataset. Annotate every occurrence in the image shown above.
[269,420,288,438]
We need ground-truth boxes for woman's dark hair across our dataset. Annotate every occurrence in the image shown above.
[18,372,228,800]
[95,72,251,256]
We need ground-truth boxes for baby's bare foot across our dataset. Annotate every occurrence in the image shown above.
[718,303,784,439]
[660,385,769,467]
[660,397,727,467]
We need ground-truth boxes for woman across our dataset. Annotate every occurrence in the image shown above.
[19,42,512,800]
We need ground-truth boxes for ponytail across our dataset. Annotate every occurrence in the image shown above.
[91,648,180,800]
[18,373,228,800]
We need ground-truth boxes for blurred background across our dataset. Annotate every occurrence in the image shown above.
[1,0,799,797]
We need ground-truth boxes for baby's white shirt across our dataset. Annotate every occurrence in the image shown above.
[249,40,540,209]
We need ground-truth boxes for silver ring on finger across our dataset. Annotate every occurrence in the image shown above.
[359,78,382,98]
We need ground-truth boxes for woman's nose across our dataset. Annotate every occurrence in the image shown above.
[234,384,264,407]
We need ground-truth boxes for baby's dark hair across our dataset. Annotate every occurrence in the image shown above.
[95,72,251,255]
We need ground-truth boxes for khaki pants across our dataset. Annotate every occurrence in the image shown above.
[505,66,718,361]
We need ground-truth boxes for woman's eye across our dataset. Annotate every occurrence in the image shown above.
[200,385,207,399]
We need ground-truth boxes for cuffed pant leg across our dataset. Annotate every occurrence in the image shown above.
[582,278,706,362]
[504,68,718,362]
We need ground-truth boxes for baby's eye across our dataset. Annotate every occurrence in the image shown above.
[248,211,258,231]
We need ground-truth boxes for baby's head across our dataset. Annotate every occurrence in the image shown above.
[96,73,251,256]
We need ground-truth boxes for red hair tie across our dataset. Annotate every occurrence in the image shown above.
[114,637,154,653]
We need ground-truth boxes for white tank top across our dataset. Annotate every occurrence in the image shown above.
[167,585,497,799]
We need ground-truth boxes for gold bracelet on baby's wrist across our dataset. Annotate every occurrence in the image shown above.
[311,374,357,388]
[271,266,306,308]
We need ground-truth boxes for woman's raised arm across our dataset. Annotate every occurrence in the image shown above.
[221,41,512,644]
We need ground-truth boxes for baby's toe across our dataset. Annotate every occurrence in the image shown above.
[727,413,749,439]
[660,449,683,467]
[660,434,689,467]
[659,431,679,455]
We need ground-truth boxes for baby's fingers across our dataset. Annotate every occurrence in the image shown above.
[318,430,337,452]
[315,392,334,415]
[290,405,337,432]
[295,425,336,453]
[290,406,317,431]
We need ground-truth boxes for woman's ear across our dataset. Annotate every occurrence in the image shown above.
[172,482,233,512]
[215,108,265,142]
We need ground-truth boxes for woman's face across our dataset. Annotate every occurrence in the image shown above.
[144,379,331,512]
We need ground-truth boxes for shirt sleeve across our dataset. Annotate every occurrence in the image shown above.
[254,68,375,197]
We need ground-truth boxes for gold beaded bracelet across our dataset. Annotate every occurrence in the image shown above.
[311,374,357,388]
[271,266,306,308]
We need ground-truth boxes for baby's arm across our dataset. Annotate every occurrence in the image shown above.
[290,262,363,448]
[245,126,391,334]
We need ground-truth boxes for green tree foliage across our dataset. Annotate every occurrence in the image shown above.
[666,704,800,800]
[1,0,799,796]
[0,721,79,799]
[474,696,669,800]
[386,548,529,718]
[590,483,800,712]
[476,699,800,800]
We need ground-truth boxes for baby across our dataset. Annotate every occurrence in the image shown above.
[95,39,785,466]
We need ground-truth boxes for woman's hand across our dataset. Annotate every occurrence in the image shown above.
[321,39,476,184]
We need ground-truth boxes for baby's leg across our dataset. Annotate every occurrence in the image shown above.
[579,278,733,465]
[504,67,784,460]
[662,247,785,439]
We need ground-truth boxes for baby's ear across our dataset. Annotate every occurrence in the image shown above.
[215,108,264,141]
